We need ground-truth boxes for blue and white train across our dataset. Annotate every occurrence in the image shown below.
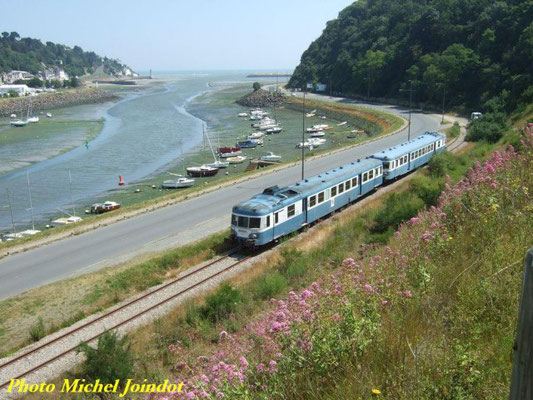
[230,131,446,247]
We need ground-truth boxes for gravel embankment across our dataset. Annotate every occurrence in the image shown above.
[0,88,118,117]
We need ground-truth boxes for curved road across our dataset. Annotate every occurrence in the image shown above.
[0,96,442,299]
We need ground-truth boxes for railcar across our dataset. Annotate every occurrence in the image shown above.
[371,132,446,181]
[230,131,446,248]
[230,158,382,247]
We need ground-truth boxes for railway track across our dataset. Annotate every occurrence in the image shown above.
[0,248,249,393]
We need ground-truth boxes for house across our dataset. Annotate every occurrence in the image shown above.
[316,83,327,92]
[0,84,32,96]
[3,70,34,83]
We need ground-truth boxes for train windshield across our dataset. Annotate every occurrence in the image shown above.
[238,216,249,228]
[249,218,261,228]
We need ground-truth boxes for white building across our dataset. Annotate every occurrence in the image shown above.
[316,83,327,92]
[0,84,32,96]
[3,70,34,83]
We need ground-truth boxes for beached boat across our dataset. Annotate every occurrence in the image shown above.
[248,131,264,139]
[218,146,242,158]
[305,113,316,117]
[10,113,16,118]
[27,116,39,123]
[162,177,195,188]
[236,140,258,148]
[237,112,248,117]
[206,160,229,169]
[266,126,282,134]
[260,152,281,162]
[337,121,347,126]
[50,216,83,226]
[186,165,219,177]
[310,131,325,137]
[90,201,121,214]
[227,155,247,164]
[10,119,28,127]
[46,112,52,118]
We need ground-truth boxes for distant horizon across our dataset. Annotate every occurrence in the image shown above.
[0,0,354,71]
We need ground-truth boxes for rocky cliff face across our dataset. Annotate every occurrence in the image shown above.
[236,89,286,107]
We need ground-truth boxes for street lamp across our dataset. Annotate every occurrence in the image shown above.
[400,81,414,141]
[301,88,306,180]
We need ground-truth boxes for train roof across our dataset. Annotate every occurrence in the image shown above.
[233,157,381,216]
[371,131,445,161]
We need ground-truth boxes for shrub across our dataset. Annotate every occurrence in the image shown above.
[371,192,425,233]
[409,176,444,206]
[201,284,241,323]
[466,112,507,143]
[428,151,458,177]
[253,272,288,300]
[78,331,134,385]
[28,318,45,342]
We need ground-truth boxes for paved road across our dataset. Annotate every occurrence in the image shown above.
[0,97,441,298]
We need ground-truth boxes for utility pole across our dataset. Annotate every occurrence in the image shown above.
[68,170,75,217]
[441,84,446,124]
[301,89,306,180]
[6,188,16,234]
[26,171,35,230]
[400,81,414,141]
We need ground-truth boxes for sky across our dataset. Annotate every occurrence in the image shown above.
[0,0,354,71]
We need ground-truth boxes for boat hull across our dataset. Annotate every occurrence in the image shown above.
[186,168,219,177]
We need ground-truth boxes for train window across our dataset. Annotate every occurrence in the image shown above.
[378,166,382,175]
[274,212,279,224]
[352,177,358,187]
[309,195,316,208]
[339,183,344,193]
[362,172,367,183]
[404,155,408,163]
[318,191,325,203]
[346,180,351,190]
[266,215,271,227]
[369,170,374,179]
[238,216,249,228]
[287,204,296,218]
[249,218,261,228]
[231,214,237,225]
[331,186,337,197]
[383,161,390,169]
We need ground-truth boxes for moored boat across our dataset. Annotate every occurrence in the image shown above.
[260,152,282,162]
[50,216,83,226]
[227,155,247,164]
[218,146,242,158]
[206,160,229,169]
[186,165,219,177]
[90,201,121,214]
[10,119,28,127]
[236,140,258,148]
[162,177,195,188]
[265,126,282,134]
[237,112,248,117]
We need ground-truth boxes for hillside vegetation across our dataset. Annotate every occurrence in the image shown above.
[288,0,533,115]
[0,31,128,77]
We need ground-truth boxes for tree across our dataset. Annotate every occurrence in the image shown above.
[253,82,261,91]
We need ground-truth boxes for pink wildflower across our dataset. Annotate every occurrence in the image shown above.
[404,290,413,298]
[219,331,228,340]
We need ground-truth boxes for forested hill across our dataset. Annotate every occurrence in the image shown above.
[0,31,129,77]
[288,0,533,112]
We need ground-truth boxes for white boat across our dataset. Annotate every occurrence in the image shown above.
[266,126,282,134]
[309,138,326,145]
[337,121,347,126]
[27,116,39,123]
[46,112,52,118]
[260,152,281,162]
[206,160,229,169]
[50,216,82,227]
[162,177,195,188]
[310,131,325,137]
[249,137,263,145]
[237,112,248,117]
[296,141,316,149]
[10,119,28,127]
[305,113,316,117]
[227,155,247,164]
[249,114,262,121]
[10,113,16,118]
[248,131,264,139]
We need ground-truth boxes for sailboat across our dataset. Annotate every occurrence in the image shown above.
[10,107,27,127]
[27,98,39,123]
[204,126,229,169]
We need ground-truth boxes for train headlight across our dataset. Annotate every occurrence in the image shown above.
[249,233,258,239]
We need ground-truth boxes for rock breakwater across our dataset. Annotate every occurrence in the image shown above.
[0,87,118,117]
[236,89,286,108]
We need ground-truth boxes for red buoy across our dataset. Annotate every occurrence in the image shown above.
[119,175,125,186]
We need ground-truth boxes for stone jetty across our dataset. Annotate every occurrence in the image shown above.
[0,87,118,117]
[236,89,286,108]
